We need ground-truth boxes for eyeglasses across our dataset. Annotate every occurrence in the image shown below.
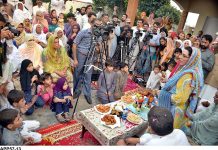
[182,54,190,59]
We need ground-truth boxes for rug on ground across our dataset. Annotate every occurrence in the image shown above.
[33,120,100,145]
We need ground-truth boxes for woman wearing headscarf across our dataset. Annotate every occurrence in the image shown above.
[32,11,49,34]
[42,35,72,85]
[182,39,192,49]
[32,24,47,48]
[160,38,175,65]
[175,39,183,49]
[158,46,204,132]
[18,34,43,74]
[23,18,32,33]
[14,23,26,47]
[54,27,68,47]
[20,59,44,115]
[13,2,31,24]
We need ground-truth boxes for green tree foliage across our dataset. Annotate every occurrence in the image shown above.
[93,0,127,16]
[138,0,170,14]
[155,5,181,24]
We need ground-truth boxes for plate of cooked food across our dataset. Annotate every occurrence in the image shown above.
[121,95,134,104]
[126,113,143,125]
[100,114,121,129]
[94,104,112,115]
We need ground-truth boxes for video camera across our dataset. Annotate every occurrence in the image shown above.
[135,30,145,39]
[92,23,115,40]
[143,31,153,43]
[1,23,21,37]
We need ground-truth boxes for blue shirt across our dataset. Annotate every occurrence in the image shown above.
[73,28,92,55]
[64,23,71,38]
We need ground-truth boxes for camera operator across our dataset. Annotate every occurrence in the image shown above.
[101,14,110,25]
[127,19,146,72]
[107,15,121,58]
[141,21,161,76]
[72,17,102,104]
[0,12,15,92]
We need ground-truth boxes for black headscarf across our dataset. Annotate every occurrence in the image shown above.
[20,59,39,93]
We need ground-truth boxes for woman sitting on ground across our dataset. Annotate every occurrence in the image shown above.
[42,35,73,87]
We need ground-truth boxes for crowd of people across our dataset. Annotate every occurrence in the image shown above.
[0,0,218,146]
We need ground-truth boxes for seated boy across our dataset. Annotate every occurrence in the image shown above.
[0,109,34,145]
[7,90,42,143]
[117,106,190,146]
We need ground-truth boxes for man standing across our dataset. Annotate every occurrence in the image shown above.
[81,5,92,30]
[64,13,77,39]
[120,14,128,27]
[72,17,101,104]
[201,34,215,79]
[32,0,47,17]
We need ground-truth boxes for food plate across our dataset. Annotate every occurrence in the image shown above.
[126,113,143,125]
[121,95,134,104]
[100,115,121,129]
[94,104,112,115]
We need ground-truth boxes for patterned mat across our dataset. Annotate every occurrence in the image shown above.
[33,120,100,145]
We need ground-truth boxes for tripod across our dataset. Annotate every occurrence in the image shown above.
[72,35,111,118]
[127,37,141,71]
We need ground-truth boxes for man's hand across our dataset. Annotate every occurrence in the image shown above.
[73,59,78,67]
[1,28,13,39]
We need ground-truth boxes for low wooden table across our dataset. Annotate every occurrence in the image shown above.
[75,101,147,145]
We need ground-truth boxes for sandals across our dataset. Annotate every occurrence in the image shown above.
[56,114,66,123]
[63,112,71,122]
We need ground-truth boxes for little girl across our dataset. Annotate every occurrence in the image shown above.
[20,59,44,115]
[37,72,54,105]
[49,17,58,33]
[160,61,176,88]
[51,77,73,122]
[114,62,129,100]
[146,65,162,90]
[97,60,116,104]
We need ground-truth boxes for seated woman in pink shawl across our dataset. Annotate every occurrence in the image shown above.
[32,11,49,34]
[18,34,43,74]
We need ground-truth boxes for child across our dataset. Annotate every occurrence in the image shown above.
[7,90,42,143]
[0,109,34,145]
[146,65,162,90]
[37,72,54,105]
[172,48,182,63]
[117,106,190,145]
[114,62,129,100]
[160,60,176,88]
[20,59,44,115]
[51,77,73,122]
[160,62,168,72]
[58,13,65,30]
[97,60,116,104]
[49,17,58,33]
